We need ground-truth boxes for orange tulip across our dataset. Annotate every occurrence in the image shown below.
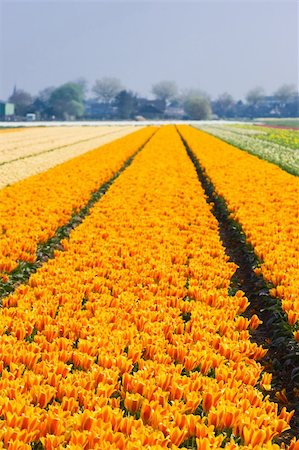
[276,389,288,404]
[124,392,142,414]
[0,126,295,447]
[169,427,188,446]
[289,438,299,450]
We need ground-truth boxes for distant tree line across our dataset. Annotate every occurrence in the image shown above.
[5,79,298,121]
[212,85,298,119]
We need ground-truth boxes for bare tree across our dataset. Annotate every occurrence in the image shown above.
[73,77,89,96]
[274,84,297,104]
[181,88,210,102]
[151,80,178,111]
[213,92,235,118]
[8,88,33,117]
[92,77,124,103]
[246,86,265,105]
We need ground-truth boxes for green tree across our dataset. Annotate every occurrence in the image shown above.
[115,90,137,119]
[32,86,55,119]
[38,86,55,103]
[49,83,84,119]
[183,95,212,120]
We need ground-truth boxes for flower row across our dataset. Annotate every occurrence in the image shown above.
[196,123,299,176]
[0,125,134,164]
[238,124,299,150]
[0,127,137,189]
[0,125,295,448]
[178,125,299,337]
[0,126,155,278]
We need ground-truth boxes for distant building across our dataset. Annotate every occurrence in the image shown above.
[165,101,185,119]
[136,98,165,119]
[84,100,116,119]
[253,95,299,118]
[0,102,15,120]
[26,113,36,121]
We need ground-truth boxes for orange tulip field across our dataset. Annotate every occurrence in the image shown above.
[0,125,298,449]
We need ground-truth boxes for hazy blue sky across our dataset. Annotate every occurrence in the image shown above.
[0,0,298,101]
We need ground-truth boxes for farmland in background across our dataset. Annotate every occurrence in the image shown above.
[195,123,299,176]
[0,125,137,188]
[255,118,299,129]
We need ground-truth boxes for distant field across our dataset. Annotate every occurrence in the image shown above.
[0,125,136,188]
[0,127,24,133]
[255,118,299,128]
[195,122,299,176]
